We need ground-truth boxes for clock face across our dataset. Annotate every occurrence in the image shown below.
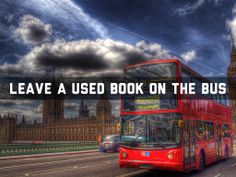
[228,67,236,74]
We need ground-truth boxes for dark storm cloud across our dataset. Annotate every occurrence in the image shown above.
[13,15,52,45]
[0,39,175,76]
[20,39,170,74]
[25,39,171,73]
[35,47,109,70]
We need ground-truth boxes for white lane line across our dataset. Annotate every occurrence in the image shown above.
[214,173,221,177]
[80,165,89,169]
[0,154,117,170]
[116,170,147,177]
[105,160,117,164]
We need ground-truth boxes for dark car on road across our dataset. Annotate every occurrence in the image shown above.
[99,134,120,152]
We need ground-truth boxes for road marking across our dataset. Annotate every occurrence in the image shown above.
[80,165,89,169]
[214,173,221,177]
[232,163,236,167]
[105,160,113,164]
[27,159,117,176]
[3,151,101,161]
[20,160,117,176]
[21,159,117,176]
[116,170,147,177]
[0,154,117,171]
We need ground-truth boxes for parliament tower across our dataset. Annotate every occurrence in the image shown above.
[43,68,64,125]
[96,94,112,123]
[227,39,236,133]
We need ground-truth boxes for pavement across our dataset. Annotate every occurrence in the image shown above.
[0,150,98,160]
[0,149,236,177]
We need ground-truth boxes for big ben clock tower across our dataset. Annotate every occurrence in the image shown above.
[227,39,236,134]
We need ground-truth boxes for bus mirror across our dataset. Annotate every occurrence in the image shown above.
[177,120,185,128]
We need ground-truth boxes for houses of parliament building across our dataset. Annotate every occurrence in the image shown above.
[0,94,119,143]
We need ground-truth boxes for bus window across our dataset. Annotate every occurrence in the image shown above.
[212,94,216,102]
[192,77,202,95]
[226,97,230,106]
[222,124,230,138]
[216,94,220,103]
[181,69,191,83]
[196,120,205,140]
[220,94,226,105]
[205,122,214,139]
[122,62,177,111]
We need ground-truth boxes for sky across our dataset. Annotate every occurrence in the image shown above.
[0,0,236,123]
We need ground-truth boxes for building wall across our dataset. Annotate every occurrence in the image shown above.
[0,116,16,143]
[14,121,118,142]
[0,96,119,143]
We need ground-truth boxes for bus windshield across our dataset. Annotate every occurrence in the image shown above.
[122,62,177,112]
[121,113,182,148]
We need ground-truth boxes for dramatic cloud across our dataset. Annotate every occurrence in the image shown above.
[13,15,52,45]
[181,50,197,63]
[227,4,236,47]
[0,39,174,77]
[33,103,43,114]
[175,0,205,16]
[0,100,41,124]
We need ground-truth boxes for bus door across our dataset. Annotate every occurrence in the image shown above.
[190,121,196,168]
[183,120,196,170]
[216,124,222,159]
[183,120,190,169]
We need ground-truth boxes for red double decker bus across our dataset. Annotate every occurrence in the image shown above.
[119,59,232,172]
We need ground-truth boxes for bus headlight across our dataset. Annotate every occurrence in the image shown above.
[167,152,173,160]
[122,152,127,158]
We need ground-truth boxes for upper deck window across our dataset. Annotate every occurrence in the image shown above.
[122,62,177,112]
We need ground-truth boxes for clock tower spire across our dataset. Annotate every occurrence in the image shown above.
[227,37,236,134]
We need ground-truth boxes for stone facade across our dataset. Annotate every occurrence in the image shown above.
[0,95,119,144]
[227,41,236,134]
[0,116,16,143]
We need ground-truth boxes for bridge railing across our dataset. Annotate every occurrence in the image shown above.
[0,142,98,157]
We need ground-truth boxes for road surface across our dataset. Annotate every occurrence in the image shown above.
[0,150,236,177]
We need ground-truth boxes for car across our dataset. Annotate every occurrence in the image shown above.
[99,134,120,152]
